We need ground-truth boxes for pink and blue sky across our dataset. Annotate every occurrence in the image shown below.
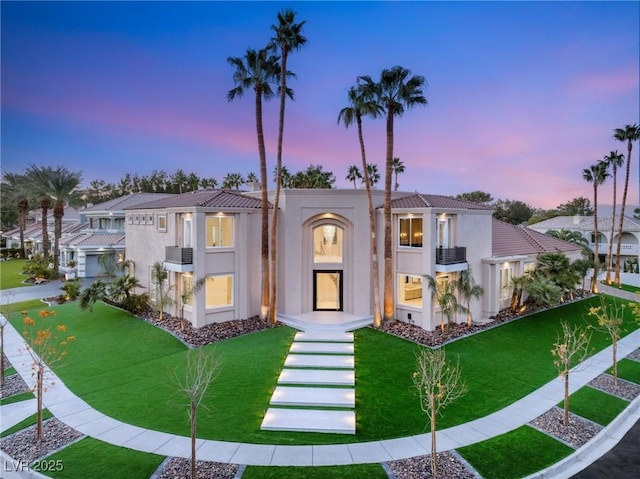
[1,1,638,209]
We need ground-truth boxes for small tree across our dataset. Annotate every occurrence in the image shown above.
[413,348,467,478]
[175,347,221,479]
[151,262,173,320]
[551,321,591,426]
[424,275,468,332]
[588,297,625,386]
[79,280,107,312]
[456,268,483,327]
[21,310,76,441]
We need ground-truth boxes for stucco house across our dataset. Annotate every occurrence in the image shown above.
[123,188,583,332]
[528,214,640,275]
[58,193,174,278]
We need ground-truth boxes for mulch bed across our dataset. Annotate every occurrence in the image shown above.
[155,457,238,479]
[529,407,602,449]
[388,451,476,479]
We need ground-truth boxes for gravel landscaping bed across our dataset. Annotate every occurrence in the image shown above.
[388,451,476,479]
[378,292,592,348]
[627,348,640,362]
[530,407,602,449]
[155,457,238,479]
[588,373,640,401]
[0,418,83,464]
[138,311,280,348]
[0,373,30,398]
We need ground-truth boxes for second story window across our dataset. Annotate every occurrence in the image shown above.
[399,217,423,248]
[206,215,234,248]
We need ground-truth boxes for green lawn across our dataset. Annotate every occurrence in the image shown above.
[0,410,53,437]
[43,437,165,479]
[0,258,29,289]
[6,295,638,446]
[242,464,388,479]
[613,357,640,383]
[560,386,629,426]
[458,425,574,479]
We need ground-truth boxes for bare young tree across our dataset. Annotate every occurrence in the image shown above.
[413,348,467,478]
[175,347,222,479]
[588,297,625,386]
[551,321,591,426]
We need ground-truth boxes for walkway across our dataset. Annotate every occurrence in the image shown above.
[1,283,639,476]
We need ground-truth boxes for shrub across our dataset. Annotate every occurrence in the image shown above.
[61,279,82,301]
[121,293,150,314]
[23,254,55,280]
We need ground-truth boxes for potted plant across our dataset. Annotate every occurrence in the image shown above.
[65,260,77,280]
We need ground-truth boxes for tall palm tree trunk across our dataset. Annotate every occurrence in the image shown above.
[41,200,50,262]
[614,148,632,286]
[383,105,395,321]
[269,50,288,325]
[255,87,270,321]
[357,112,382,327]
[53,202,64,277]
[592,184,599,293]
[606,167,617,284]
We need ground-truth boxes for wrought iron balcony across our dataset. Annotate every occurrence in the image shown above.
[165,246,193,264]
[435,246,466,265]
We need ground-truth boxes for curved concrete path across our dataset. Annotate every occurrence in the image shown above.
[1,283,639,475]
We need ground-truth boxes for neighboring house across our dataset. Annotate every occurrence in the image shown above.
[57,193,175,278]
[124,188,579,331]
[485,219,584,316]
[528,214,640,273]
[2,206,82,256]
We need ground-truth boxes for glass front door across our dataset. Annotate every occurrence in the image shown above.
[313,270,343,311]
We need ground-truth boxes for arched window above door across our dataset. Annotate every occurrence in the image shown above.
[313,224,343,263]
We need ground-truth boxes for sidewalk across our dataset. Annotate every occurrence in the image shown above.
[1,285,639,475]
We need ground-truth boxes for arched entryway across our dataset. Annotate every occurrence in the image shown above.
[303,215,352,314]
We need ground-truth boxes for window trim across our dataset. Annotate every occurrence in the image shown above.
[398,216,423,248]
[205,274,234,310]
[206,215,234,249]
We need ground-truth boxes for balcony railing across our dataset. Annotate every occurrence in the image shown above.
[436,246,466,265]
[165,246,193,264]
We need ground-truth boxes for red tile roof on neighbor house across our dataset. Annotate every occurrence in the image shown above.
[389,194,493,210]
[82,193,175,212]
[492,219,583,257]
[125,189,265,210]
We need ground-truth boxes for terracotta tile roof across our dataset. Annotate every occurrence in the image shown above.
[125,189,265,210]
[82,193,175,212]
[492,219,583,257]
[390,194,493,210]
[59,232,125,247]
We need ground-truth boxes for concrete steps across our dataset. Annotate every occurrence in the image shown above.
[261,408,355,434]
[277,369,355,386]
[270,386,355,408]
[260,325,358,434]
[290,342,354,354]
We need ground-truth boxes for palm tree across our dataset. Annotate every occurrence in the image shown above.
[456,268,483,327]
[2,172,31,257]
[392,157,405,191]
[360,66,427,321]
[345,165,362,189]
[583,161,609,293]
[25,165,54,263]
[269,9,306,324]
[424,274,468,332]
[364,163,381,187]
[338,84,384,327]
[222,172,244,190]
[246,172,259,184]
[545,229,592,257]
[43,166,82,276]
[602,150,625,283]
[228,47,281,321]
[613,124,640,286]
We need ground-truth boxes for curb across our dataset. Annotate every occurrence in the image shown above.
[523,394,640,479]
